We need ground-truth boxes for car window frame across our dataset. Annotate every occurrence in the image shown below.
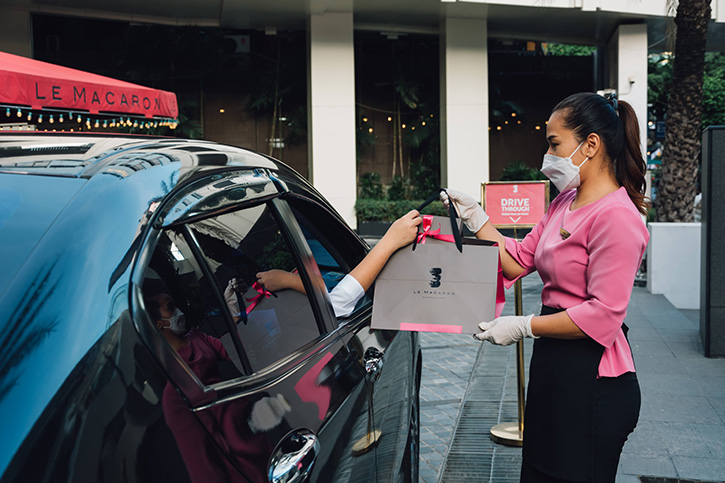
[129,168,344,408]
[281,192,373,320]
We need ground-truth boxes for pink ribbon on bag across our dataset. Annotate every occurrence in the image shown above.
[245,282,273,314]
[416,215,456,244]
[494,247,506,317]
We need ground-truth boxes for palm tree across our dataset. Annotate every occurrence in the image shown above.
[656,0,711,221]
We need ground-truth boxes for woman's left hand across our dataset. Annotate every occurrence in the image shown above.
[474,315,538,345]
[379,210,422,251]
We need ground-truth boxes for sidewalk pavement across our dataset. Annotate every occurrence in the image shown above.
[418,273,725,483]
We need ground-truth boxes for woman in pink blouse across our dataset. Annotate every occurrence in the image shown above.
[445,92,648,482]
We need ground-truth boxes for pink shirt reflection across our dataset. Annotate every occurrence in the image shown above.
[163,329,270,483]
[504,187,649,377]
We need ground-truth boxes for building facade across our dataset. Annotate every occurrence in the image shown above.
[2,0,725,227]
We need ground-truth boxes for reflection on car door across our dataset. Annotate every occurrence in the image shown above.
[138,186,373,482]
[286,195,419,482]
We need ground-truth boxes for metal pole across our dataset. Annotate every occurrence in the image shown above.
[491,228,525,447]
[515,279,526,433]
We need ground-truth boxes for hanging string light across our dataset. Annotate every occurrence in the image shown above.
[38,114,43,123]
[5,108,9,117]
[103,120,108,128]
[59,114,64,123]
[16,109,22,118]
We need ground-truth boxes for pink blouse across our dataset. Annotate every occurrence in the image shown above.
[504,187,649,377]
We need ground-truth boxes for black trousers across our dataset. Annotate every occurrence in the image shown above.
[521,306,641,483]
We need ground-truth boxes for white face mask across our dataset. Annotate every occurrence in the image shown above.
[160,308,187,335]
[541,141,589,192]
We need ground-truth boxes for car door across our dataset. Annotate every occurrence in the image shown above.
[282,191,421,483]
[132,169,373,482]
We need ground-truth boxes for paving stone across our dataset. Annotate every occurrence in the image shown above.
[622,420,669,457]
[679,356,725,377]
[641,395,722,424]
[618,453,678,478]
[709,397,725,424]
[638,372,705,397]
[672,456,725,482]
[655,422,725,459]
[632,353,689,375]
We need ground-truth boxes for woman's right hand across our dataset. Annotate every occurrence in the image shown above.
[440,188,489,233]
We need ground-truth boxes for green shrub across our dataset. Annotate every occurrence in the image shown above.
[355,198,447,222]
[387,175,411,201]
[359,172,384,199]
[499,160,546,181]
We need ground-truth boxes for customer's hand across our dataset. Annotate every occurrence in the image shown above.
[440,188,489,233]
[256,270,300,292]
[379,210,422,251]
[224,278,243,317]
[474,315,538,346]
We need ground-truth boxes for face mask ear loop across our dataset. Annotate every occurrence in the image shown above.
[569,141,585,159]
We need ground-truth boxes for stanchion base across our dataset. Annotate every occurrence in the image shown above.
[351,429,381,456]
[490,422,523,447]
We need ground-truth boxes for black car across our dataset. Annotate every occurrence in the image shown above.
[0,133,421,483]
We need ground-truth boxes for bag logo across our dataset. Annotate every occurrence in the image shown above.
[429,268,442,288]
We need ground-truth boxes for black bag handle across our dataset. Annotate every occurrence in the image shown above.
[412,188,463,253]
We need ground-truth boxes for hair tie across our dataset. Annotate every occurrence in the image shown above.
[605,93,619,116]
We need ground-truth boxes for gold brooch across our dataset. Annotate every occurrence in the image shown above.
[560,228,571,240]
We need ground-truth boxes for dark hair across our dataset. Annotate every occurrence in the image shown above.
[143,292,166,321]
[552,92,648,215]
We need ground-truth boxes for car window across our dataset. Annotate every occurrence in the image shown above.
[142,229,244,381]
[187,203,322,373]
[287,196,371,317]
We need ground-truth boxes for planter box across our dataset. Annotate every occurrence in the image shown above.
[647,222,701,310]
[356,220,392,238]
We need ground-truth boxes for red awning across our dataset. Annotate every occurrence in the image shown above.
[0,51,178,119]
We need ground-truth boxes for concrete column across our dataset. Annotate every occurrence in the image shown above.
[608,24,649,156]
[440,18,489,200]
[307,13,357,228]
[0,7,31,57]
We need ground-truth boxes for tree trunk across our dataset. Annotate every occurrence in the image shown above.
[657,0,711,222]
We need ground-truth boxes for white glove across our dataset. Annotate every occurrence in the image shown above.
[474,315,538,346]
[248,394,291,433]
[224,278,243,317]
[440,188,489,233]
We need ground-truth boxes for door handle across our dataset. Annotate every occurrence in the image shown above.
[268,428,319,483]
[363,347,384,382]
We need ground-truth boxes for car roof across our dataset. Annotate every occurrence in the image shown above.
[0,132,280,178]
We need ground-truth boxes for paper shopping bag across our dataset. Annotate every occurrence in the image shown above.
[371,237,502,334]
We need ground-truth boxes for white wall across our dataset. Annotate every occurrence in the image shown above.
[648,223,701,310]
[613,24,649,158]
[307,12,357,228]
[440,17,489,200]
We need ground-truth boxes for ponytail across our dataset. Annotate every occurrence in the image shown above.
[553,93,649,215]
[615,100,648,215]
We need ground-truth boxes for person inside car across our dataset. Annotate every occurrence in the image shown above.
[248,209,422,318]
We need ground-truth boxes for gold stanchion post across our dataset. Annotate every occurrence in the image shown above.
[490,228,526,447]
